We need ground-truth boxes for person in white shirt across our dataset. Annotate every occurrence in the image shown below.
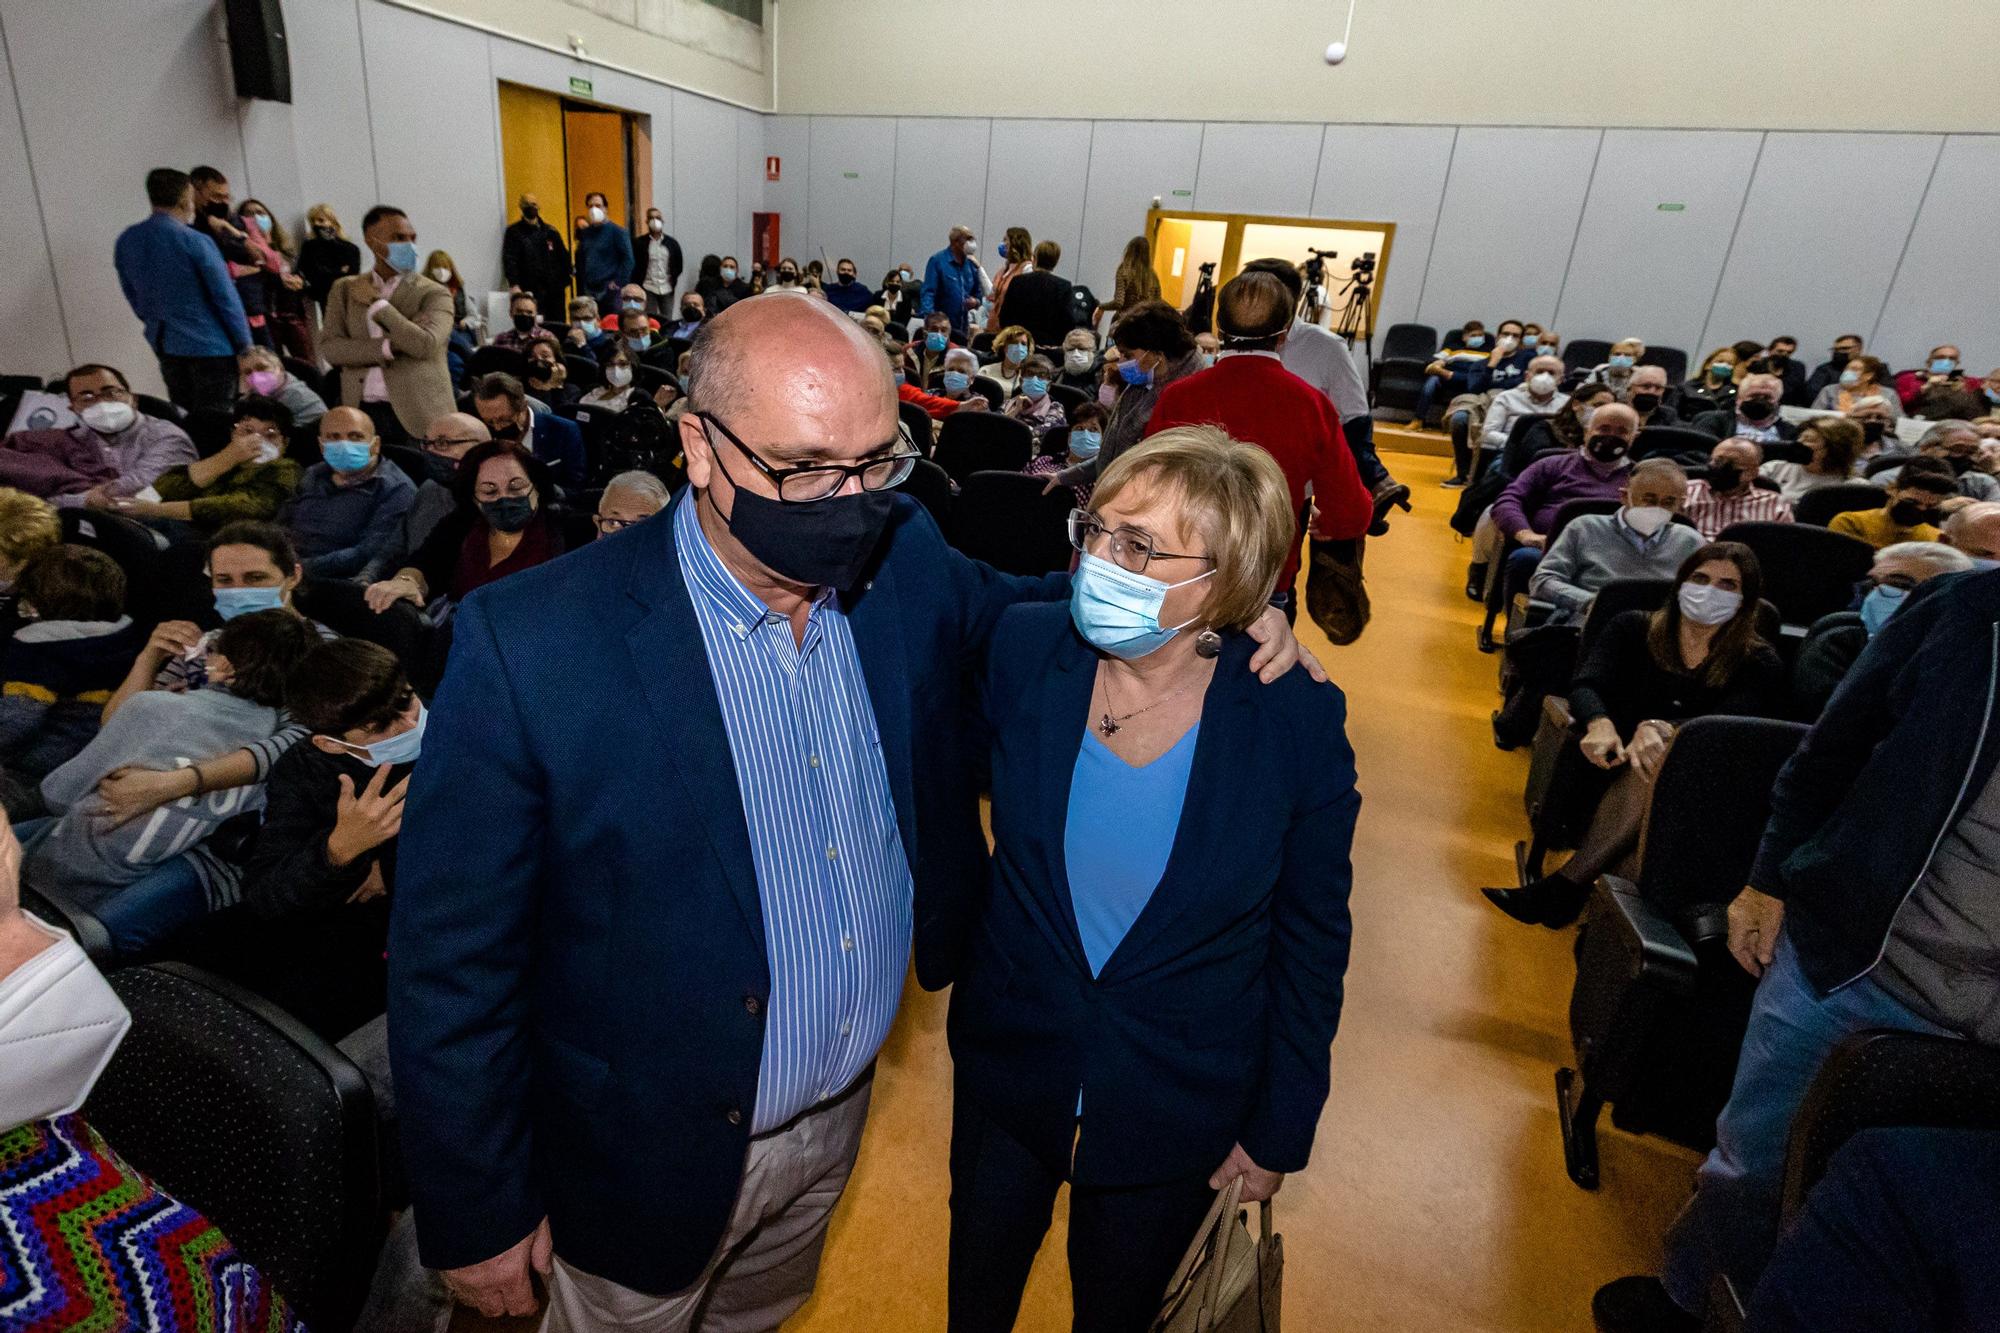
[1482,355,1571,456]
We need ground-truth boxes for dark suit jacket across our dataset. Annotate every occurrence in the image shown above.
[631,231,683,290]
[997,269,1077,348]
[389,491,1061,1293]
[527,409,587,490]
[948,604,1358,1189]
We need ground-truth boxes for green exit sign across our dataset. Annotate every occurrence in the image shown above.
[1657,202,1686,212]
[843,171,859,179]
[1171,189,1193,197]
[569,76,593,97]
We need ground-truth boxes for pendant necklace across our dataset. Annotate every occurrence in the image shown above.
[1098,674,1201,737]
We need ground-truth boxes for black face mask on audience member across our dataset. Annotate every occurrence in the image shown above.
[680,304,700,323]
[1945,455,1973,476]
[1739,397,1778,423]
[1586,435,1631,464]
[1630,391,1663,414]
[481,496,536,532]
[1861,420,1888,446]
[492,416,524,442]
[1708,463,1744,492]
[1890,498,1938,526]
[521,203,539,221]
[512,313,537,333]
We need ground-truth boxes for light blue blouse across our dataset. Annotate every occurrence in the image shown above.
[1063,724,1200,978]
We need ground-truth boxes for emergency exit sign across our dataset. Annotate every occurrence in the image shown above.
[569,76,592,97]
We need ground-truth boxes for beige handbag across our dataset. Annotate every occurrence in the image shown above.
[1149,1177,1283,1332]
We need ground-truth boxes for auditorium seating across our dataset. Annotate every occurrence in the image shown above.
[1714,521,1874,633]
[1369,322,1437,415]
[948,471,1075,575]
[1791,482,1889,528]
[934,410,1034,485]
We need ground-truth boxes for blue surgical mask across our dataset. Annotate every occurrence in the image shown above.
[892,368,906,385]
[996,241,1008,260]
[1522,334,1539,348]
[1464,334,1487,349]
[942,370,970,394]
[213,585,286,620]
[1117,358,1152,387]
[1197,353,1216,369]
[1859,583,1907,637]
[337,701,428,767]
[386,240,419,274]
[628,335,650,352]
[1839,369,1860,387]
[1931,357,1958,376]
[323,441,374,473]
[900,268,913,282]
[721,265,737,281]
[1069,552,1214,660]
[926,332,949,352]
[1985,388,2000,406]
[1973,558,2000,573]
[1022,376,1048,399]
[1069,429,1101,459]
[1005,343,1028,365]
[1610,354,1636,369]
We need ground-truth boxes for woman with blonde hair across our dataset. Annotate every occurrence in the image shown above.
[986,226,1034,333]
[424,249,486,345]
[1688,346,1743,414]
[296,203,361,312]
[1094,234,1161,328]
[980,325,1036,393]
[950,423,1358,1332]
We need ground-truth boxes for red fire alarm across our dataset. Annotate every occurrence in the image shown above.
[765,156,781,181]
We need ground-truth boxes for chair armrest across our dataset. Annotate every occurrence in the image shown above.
[1592,875,1699,994]
[22,886,116,966]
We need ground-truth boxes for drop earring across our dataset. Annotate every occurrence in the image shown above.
[1194,629,1222,658]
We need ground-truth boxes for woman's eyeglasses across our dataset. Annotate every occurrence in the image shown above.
[1066,509,1213,576]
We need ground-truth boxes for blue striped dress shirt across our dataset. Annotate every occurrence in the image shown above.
[674,496,913,1133]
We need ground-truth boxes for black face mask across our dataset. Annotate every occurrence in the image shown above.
[492,418,524,442]
[680,306,701,322]
[201,200,229,219]
[1890,499,1938,527]
[1586,435,1631,463]
[1738,397,1778,423]
[1630,391,1663,414]
[1767,354,1791,369]
[480,496,536,532]
[313,225,336,239]
[1861,421,1888,445]
[838,273,855,285]
[1947,455,1973,475]
[521,205,539,220]
[704,420,897,589]
[1708,463,1744,491]
[512,313,538,333]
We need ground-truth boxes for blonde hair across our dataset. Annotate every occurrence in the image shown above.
[995,325,1034,356]
[1092,425,1295,632]
[422,250,459,289]
[0,488,61,574]
[305,204,343,238]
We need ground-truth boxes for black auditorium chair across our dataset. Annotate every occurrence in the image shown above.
[184,408,236,458]
[935,410,1034,486]
[632,363,677,403]
[1039,425,1071,461]
[898,458,954,532]
[1639,345,1688,385]
[1557,715,1809,1189]
[1048,383,1089,416]
[316,365,342,407]
[468,345,529,382]
[1368,322,1437,416]
[949,471,1076,575]
[1631,425,1717,465]
[382,443,428,488]
[1715,521,1874,633]
[1478,497,1621,653]
[84,963,385,1333]
[1860,452,1908,480]
[294,577,439,696]
[666,336,694,365]
[279,355,319,390]
[58,507,183,624]
[969,330,997,358]
[564,353,603,391]
[19,883,113,965]
[898,399,936,455]
[1792,482,1891,528]
[970,375,1007,410]
[1563,339,1613,381]
[135,393,186,427]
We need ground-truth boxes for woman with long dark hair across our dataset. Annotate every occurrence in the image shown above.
[1483,542,1787,927]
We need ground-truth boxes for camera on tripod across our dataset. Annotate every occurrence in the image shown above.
[1197,260,1216,276]
[1350,252,1377,282]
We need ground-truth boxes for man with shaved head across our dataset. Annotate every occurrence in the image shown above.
[390,289,1318,1329]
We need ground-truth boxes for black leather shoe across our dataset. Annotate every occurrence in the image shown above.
[1481,875,1588,928]
[1591,1276,1700,1333]
[1370,480,1413,532]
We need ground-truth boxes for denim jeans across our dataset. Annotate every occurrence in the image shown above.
[13,816,211,959]
[1660,933,1956,1311]
[1416,366,1487,421]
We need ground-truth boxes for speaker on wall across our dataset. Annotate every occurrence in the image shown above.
[224,0,292,103]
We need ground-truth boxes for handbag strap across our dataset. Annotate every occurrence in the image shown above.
[1197,1177,1245,1324]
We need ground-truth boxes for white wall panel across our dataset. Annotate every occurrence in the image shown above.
[0,16,68,376]
[804,117,895,282]
[1418,127,1600,332]
[759,116,811,264]
[1558,129,1762,356]
[1309,125,1455,337]
[671,91,741,269]
[1076,120,1203,300]
[889,119,989,289]
[981,119,1092,286]
[287,0,377,239]
[359,4,504,292]
[1874,134,2000,373]
[735,105,765,261]
[1704,132,1941,366]
[1193,123,1326,218]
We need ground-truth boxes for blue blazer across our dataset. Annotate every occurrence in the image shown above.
[528,409,587,490]
[388,491,1060,1294]
[949,603,1359,1188]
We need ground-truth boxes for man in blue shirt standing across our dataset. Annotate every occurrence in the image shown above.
[920,225,986,341]
[112,168,251,414]
[573,191,634,314]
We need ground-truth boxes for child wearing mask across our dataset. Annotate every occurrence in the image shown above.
[120,395,303,532]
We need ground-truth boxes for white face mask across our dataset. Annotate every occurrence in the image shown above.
[1678,582,1743,627]
[0,919,131,1128]
[1623,505,1674,537]
[605,365,633,388]
[254,440,283,465]
[1529,372,1558,397]
[588,206,607,224]
[648,218,663,233]
[79,400,136,435]
[1065,349,1093,373]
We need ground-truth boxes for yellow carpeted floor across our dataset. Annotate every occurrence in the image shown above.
[456,449,1697,1333]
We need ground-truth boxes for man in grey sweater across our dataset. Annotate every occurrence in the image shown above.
[1529,459,1699,624]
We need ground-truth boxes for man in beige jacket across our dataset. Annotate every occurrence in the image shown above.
[321,205,455,444]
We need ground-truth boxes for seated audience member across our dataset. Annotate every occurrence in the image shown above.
[1505,382,1618,477]
[892,342,983,422]
[1625,364,1679,428]
[1000,354,1066,438]
[492,292,554,353]
[122,394,303,532]
[823,258,873,314]
[1024,401,1104,507]
[1415,320,1494,423]
[0,488,61,628]
[1942,499,2000,562]
[523,340,579,414]
[1844,394,1901,458]
[1829,456,1955,549]
[1792,541,1972,719]
[401,411,490,554]
[1489,402,1641,586]
[1686,347,1741,414]
[877,263,919,324]
[1482,319,1533,392]
[908,310,960,384]
[1528,459,1701,625]
[0,364,196,509]
[576,344,643,415]
[1803,333,1865,403]
[101,521,334,720]
[704,255,753,312]
[1761,416,1862,503]
[23,608,316,953]
[0,547,141,789]
[593,470,671,537]
[1487,543,1784,927]
[281,406,416,580]
[981,325,1035,393]
[1682,437,1793,539]
[1909,373,1985,422]
[1054,328,1101,391]
[1869,421,2000,500]
[1481,355,1571,456]
[562,297,610,353]
[1586,337,1645,399]
[597,283,659,334]
[860,307,889,342]
[230,639,419,1040]
[667,293,705,342]
[364,442,565,614]
[237,345,326,428]
[1691,372,1793,445]
[937,347,984,402]
[1760,334,1811,406]
[472,372,586,491]
[1464,384,1627,599]
[617,307,657,359]
[1193,330,1221,367]
[1812,354,1903,417]
[1893,343,1966,409]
